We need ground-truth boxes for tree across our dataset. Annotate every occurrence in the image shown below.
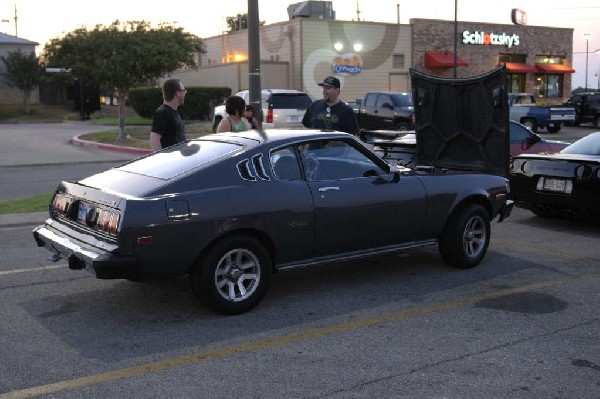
[0,49,42,114]
[42,20,205,140]
[226,13,265,32]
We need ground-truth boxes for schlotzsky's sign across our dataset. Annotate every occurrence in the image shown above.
[462,31,520,48]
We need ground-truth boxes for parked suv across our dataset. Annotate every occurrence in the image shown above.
[213,89,311,131]
[564,92,600,127]
[355,91,414,131]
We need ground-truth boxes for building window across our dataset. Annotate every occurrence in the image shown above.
[534,74,563,98]
[393,54,405,69]
[499,53,526,63]
[535,55,563,64]
[507,74,526,93]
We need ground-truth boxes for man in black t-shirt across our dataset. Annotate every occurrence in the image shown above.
[302,76,360,135]
[150,79,187,151]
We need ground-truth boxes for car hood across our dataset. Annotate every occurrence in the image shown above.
[512,152,600,163]
[411,66,509,176]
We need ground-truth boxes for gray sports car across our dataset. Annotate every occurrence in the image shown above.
[33,67,513,314]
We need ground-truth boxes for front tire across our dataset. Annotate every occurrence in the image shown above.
[190,235,272,315]
[546,124,561,133]
[439,204,490,269]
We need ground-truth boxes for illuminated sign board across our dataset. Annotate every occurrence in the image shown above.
[462,31,520,48]
[332,53,362,76]
[511,9,528,25]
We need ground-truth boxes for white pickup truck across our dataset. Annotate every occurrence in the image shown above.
[508,93,576,133]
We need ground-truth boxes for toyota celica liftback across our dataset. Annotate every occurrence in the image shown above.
[33,67,513,315]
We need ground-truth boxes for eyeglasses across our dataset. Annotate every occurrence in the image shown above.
[326,107,331,118]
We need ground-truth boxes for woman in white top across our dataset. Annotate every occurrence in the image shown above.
[216,96,251,133]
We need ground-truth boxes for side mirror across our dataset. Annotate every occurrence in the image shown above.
[385,163,401,182]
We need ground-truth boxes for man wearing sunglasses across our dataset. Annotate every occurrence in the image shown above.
[150,78,187,151]
[302,76,360,135]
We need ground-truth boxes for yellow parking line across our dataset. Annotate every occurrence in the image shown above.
[0,264,66,276]
[2,270,599,399]
[493,238,600,261]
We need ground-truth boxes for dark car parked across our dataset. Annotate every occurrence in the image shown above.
[564,92,600,127]
[33,67,513,315]
[508,119,569,156]
[509,131,600,219]
[361,120,569,167]
[356,91,414,131]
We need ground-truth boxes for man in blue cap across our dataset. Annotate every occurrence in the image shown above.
[302,76,360,135]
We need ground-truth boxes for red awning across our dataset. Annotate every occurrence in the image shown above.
[503,62,537,73]
[535,63,575,74]
[424,52,468,68]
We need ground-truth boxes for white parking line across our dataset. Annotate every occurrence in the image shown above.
[0,264,67,276]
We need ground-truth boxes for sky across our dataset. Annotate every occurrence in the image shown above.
[2,0,600,90]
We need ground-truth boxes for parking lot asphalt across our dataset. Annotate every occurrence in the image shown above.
[0,122,148,227]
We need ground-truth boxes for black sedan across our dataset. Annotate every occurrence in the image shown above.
[509,132,600,219]
[33,129,512,314]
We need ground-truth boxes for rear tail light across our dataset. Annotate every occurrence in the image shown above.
[51,194,70,215]
[96,209,120,235]
[266,107,273,123]
[51,194,120,236]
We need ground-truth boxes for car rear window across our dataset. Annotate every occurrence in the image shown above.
[118,141,243,179]
[269,94,311,109]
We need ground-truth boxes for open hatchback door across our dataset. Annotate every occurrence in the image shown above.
[411,66,509,176]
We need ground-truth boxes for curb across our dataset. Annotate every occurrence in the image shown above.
[71,134,152,156]
[0,211,48,228]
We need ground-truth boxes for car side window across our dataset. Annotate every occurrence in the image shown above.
[376,95,392,108]
[297,139,385,181]
[364,95,377,107]
[270,147,302,180]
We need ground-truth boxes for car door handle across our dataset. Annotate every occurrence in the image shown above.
[318,186,340,192]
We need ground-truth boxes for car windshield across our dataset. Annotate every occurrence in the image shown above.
[560,132,600,156]
[391,93,413,107]
[119,140,243,179]
[270,94,311,109]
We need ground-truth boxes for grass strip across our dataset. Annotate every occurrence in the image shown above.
[0,193,54,215]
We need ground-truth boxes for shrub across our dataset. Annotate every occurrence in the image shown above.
[128,86,231,120]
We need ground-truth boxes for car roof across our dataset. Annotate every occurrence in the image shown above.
[195,129,353,147]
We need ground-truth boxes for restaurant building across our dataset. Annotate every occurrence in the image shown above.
[165,4,574,105]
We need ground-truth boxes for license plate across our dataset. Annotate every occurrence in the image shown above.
[77,202,92,224]
[287,115,300,122]
[543,178,566,192]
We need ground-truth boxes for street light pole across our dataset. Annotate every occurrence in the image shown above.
[584,33,590,90]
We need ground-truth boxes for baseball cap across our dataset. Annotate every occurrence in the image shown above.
[318,76,340,89]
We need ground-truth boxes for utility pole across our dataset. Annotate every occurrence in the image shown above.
[13,4,17,37]
[1,4,17,36]
[356,3,361,21]
[248,0,263,124]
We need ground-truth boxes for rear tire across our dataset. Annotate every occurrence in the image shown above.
[190,235,272,315]
[439,204,490,269]
[522,119,538,132]
[394,121,411,131]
